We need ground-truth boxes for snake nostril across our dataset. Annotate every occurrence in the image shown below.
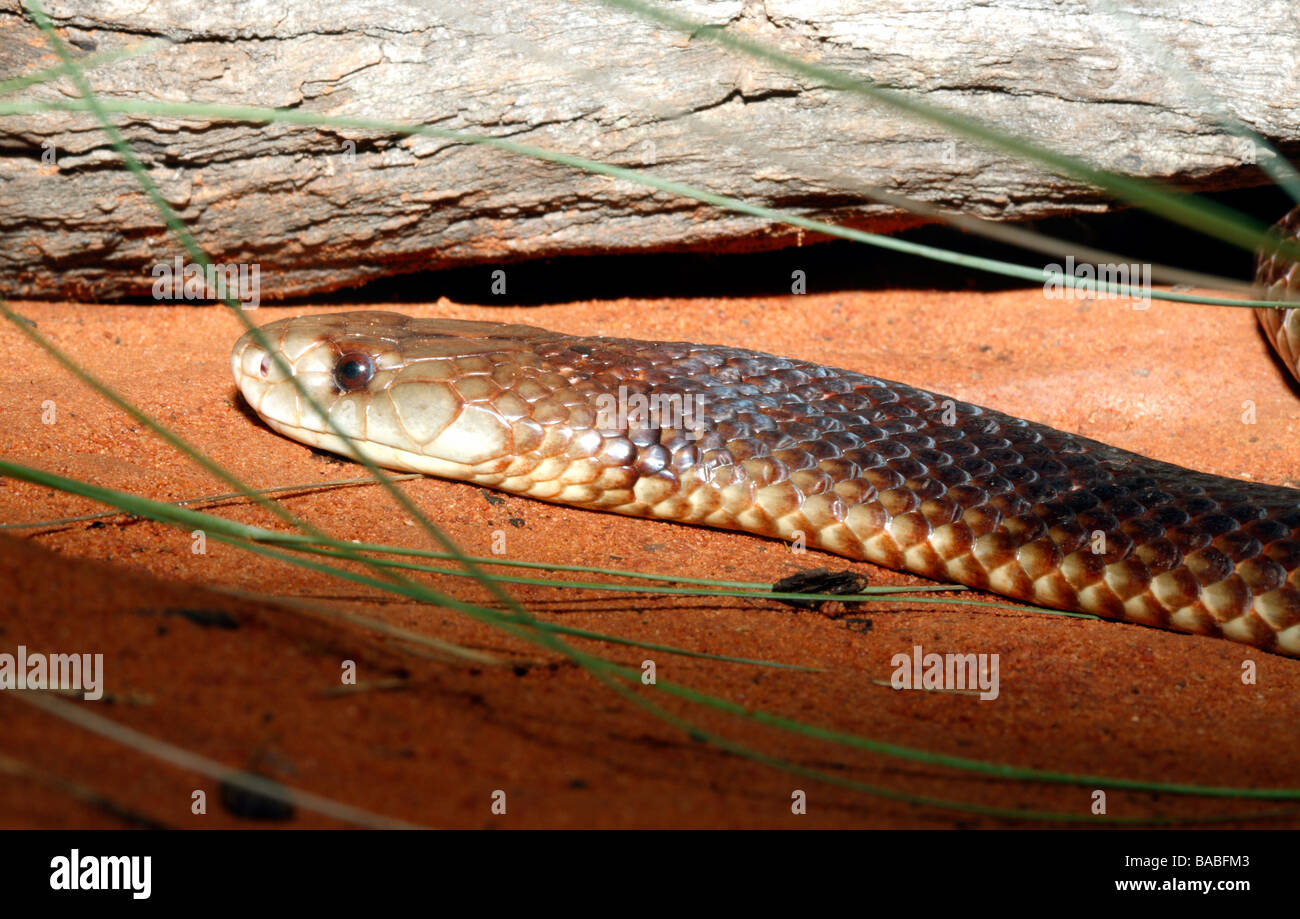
[259,354,271,377]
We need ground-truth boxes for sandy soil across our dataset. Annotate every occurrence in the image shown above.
[3,290,1299,828]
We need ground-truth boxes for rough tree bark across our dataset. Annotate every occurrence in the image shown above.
[1,0,1297,300]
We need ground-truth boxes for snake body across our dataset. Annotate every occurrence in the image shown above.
[233,270,1300,658]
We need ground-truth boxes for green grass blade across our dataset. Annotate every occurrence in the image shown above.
[6,457,1299,805]
[0,95,1289,308]
[0,36,171,97]
[595,0,1300,264]
[13,691,427,829]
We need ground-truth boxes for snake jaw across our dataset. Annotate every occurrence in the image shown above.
[232,315,521,475]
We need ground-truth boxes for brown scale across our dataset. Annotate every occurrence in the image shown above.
[244,310,1300,655]
[500,327,1300,654]
[1256,204,1300,376]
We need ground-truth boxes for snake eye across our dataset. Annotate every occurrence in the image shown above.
[334,350,376,392]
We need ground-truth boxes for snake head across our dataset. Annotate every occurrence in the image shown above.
[231,310,573,479]
[231,308,675,505]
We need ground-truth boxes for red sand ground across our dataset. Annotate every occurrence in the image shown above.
[2,290,1300,828]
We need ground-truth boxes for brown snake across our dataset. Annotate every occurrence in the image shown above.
[232,207,1300,658]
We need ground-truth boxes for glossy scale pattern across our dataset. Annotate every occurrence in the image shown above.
[234,309,1300,656]
[1256,204,1300,381]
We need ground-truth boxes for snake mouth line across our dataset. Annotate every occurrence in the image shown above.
[255,414,483,483]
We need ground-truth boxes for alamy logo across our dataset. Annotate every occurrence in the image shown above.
[50,850,150,899]
[1043,255,1151,308]
[152,256,261,308]
[594,386,706,440]
[0,645,103,700]
[890,644,1000,700]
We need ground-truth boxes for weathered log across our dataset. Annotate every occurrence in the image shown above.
[1,0,1296,300]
